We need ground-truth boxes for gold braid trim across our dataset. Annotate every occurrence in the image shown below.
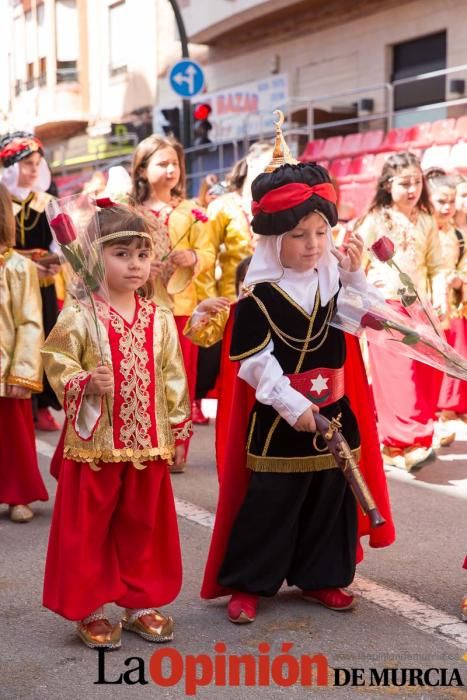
[172,420,193,442]
[64,445,175,464]
[229,331,271,361]
[94,230,153,247]
[247,447,361,473]
[7,375,43,393]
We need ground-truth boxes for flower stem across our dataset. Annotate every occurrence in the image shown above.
[87,288,113,426]
[392,260,442,339]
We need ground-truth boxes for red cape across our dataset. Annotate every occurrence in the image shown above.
[202,332,396,599]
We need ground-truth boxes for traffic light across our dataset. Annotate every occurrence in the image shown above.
[192,102,212,145]
[160,108,181,140]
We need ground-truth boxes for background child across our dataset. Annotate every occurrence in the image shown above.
[130,134,215,471]
[355,152,445,471]
[0,182,47,522]
[201,123,394,623]
[0,131,62,431]
[42,202,191,649]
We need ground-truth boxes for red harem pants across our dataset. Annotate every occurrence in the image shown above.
[368,324,441,449]
[0,397,48,505]
[438,318,467,414]
[43,459,182,621]
[174,315,197,458]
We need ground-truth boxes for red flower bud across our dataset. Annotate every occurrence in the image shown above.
[191,208,209,223]
[95,197,117,208]
[371,236,395,262]
[360,313,385,331]
[50,213,77,246]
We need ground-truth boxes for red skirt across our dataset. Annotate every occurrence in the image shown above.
[43,458,182,620]
[368,340,441,449]
[0,397,48,505]
[438,318,467,414]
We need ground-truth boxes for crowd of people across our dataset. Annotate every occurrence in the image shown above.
[0,119,465,650]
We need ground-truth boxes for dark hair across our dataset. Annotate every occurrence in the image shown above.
[235,255,252,295]
[90,204,154,297]
[427,173,461,192]
[367,151,433,214]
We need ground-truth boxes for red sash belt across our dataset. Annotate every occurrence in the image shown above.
[285,366,345,408]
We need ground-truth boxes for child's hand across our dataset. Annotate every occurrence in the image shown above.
[332,232,364,272]
[197,297,230,315]
[173,444,186,468]
[85,366,114,396]
[170,249,197,268]
[6,384,30,399]
[294,404,319,432]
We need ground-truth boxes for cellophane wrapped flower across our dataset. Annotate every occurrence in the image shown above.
[46,193,113,423]
[331,284,467,381]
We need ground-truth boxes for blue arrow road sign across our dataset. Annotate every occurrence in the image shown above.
[169,59,205,98]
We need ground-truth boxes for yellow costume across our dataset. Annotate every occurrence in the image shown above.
[195,192,253,301]
[161,199,216,316]
[0,249,43,396]
[41,297,191,466]
[356,208,445,307]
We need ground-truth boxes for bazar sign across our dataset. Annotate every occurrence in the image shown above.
[203,73,288,140]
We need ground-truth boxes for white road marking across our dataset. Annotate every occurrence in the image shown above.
[36,440,467,650]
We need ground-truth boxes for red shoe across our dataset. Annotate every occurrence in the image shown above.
[191,400,209,425]
[227,592,258,624]
[302,587,356,611]
[36,408,60,432]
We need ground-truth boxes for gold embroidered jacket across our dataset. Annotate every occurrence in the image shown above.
[0,249,44,397]
[41,296,192,467]
[195,192,253,301]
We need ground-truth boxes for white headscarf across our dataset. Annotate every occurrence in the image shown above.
[0,158,51,200]
[244,220,339,309]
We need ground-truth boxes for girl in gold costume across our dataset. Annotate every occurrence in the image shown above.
[0,183,47,522]
[131,134,214,471]
[41,202,191,650]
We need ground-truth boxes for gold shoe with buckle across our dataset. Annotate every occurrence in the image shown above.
[76,613,122,650]
[122,608,174,642]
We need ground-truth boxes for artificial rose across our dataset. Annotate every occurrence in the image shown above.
[191,208,209,223]
[371,236,395,262]
[360,312,385,331]
[50,213,77,246]
[95,197,118,209]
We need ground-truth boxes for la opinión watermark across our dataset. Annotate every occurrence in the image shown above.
[94,642,465,694]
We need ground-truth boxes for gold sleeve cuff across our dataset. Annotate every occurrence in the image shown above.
[7,375,43,393]
[183,307,229,347]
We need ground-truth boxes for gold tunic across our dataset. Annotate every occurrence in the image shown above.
[41,298,191,466]
[195,192,253,301]
[356,208,445,307]
[0,249,44,396]
[437,225,467,316]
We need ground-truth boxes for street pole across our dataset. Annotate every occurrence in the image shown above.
[167,0,192,149]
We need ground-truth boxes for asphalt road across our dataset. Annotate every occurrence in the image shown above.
[1,404,466,700]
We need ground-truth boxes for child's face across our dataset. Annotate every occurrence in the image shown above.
[144,146,180,191]
[280,212,328,272]
[103,239,152,295]
[17,152,42,189]
[389,166,423,209]
[431,185,456,224]
[456,182,467,214]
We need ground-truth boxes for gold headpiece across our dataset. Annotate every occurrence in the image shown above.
[264,110,299,173]
[95,230,153,246]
